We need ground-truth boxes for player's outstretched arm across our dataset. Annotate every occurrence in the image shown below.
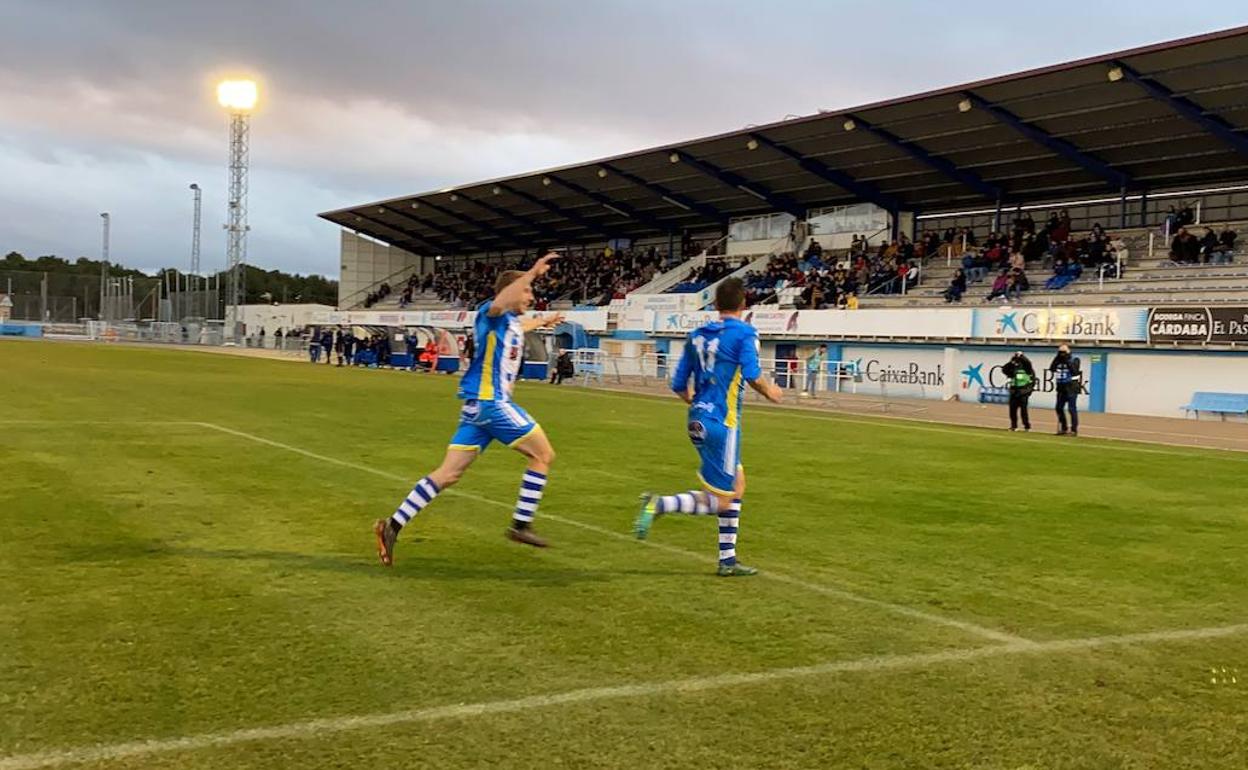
[489,251,560,316]
[520,313,564,332]
[749,377,784,404]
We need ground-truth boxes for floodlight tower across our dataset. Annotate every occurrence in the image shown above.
[217,79,257,338]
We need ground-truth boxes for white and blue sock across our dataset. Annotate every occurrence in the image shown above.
[389,476,440,530]
[718,499,742,567]
[655,491,718,516]
[513,470,547,530]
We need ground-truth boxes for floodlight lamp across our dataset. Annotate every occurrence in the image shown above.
[492,186,502,195]
[669,152,680,163]
[189,183,200,190]
[957,98,973,113]
[377,207,385,214]
[1107,66,1124,82]
[541,177,552,186]
[449,194,458,201]
[842,119,856,132]
[217,79,258,112]
[597,168,608,178]
[410,202,419,209]
[746,139,759,151]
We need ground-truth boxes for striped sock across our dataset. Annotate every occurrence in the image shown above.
[655,491,718,516]
[718,499,742,567]
[512,470,547,530]
[389,476,441,530]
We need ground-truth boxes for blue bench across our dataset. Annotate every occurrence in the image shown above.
[1181,392,1248,420]
[978,386,1010,405]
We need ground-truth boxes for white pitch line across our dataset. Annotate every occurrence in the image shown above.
[194,422,1025,644]
[3,622,1243,770]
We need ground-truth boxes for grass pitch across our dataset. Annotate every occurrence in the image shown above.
[2,340,1246,769]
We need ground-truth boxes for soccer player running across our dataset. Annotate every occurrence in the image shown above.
[374,250,564,565]
[634,277,783,576]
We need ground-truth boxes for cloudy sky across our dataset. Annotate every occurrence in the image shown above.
[1,1,1243,277]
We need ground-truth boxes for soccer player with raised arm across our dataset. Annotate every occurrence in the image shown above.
[374,250,564,565]
[634,277,782,576]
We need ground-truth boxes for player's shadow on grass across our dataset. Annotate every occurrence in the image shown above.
[166,545,685,586]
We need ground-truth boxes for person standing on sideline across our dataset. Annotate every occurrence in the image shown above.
[373,250,565,565]
[633,277,784,577]
[1049,344,1083,436]
[319,328,333,364]
[1001,351,1035,432]
[801,344,827,398]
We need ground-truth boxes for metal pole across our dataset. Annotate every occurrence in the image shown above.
[992,197,1002,233]
[1119,185,1128,229]
[40,272,48,321]
[1139,190,1148,228]
[99,213,110,319]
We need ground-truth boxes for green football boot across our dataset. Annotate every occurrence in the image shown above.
[634,493,658,540]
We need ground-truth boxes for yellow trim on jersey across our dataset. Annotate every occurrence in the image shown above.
[723,366,743,429]
[447,444,483,453]
[697,471,736,499]
[479,332,498,401]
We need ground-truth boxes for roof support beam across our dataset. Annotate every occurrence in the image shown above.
[599,162,730,225]
[451,192,563,244]
[670,149,807,219]
[842,115,1002,202]
[375,205,489,252]
[747,133,902,214]
[1111,59,1248,161]
[417,199,525,250]
[348,211,455,255]
[546,174,672,234]
[494,183,614,241]
[962,91,1131,190]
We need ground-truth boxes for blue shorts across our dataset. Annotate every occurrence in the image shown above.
[687,416,741,497]
[449,400,540,453]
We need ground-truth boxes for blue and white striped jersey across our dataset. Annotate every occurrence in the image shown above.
[458,300,523,402]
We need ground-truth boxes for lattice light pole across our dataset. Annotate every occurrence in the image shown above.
[189,183,203,318]
[217,79,257,338]
[98,212,110,320]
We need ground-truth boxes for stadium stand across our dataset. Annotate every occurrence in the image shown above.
[324,27,1248,318]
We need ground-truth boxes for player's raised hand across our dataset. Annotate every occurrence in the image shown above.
[531,250,561,277]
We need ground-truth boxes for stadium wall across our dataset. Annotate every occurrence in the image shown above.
[338,231,429,308]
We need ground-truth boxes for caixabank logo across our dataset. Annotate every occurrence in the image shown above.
[973,308,1147,341]
[853,357,944,386]
[959,359,1090,395]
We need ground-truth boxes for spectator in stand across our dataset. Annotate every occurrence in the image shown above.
[1212,226,1238,264]
[943,269,967,303]
[985,269,1011,303]
[845,292,859,310]
[1045,253,1083,290]
[1176,203,1195,229]
[1199,227,1219,264]
[1169,227,1201,264]
[1001,351,1036,432]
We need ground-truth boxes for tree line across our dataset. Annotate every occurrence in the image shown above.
[1,251,338,306]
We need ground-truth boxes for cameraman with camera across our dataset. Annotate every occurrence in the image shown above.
[1001,351,1035,432]
[1049,344,1083,436]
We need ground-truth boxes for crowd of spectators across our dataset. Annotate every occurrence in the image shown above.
[1169,225,1238,265]
[943,210,1126,301]
[740,234,932,309]
[430,245,671,308]
[669,256,745,293]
